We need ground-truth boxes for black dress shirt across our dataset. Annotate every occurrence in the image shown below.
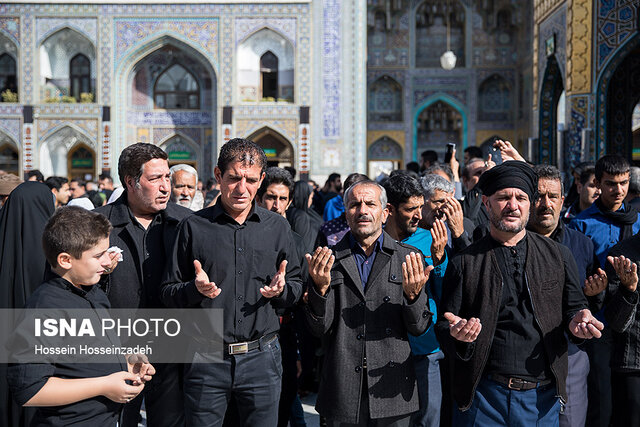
[7,273,126,427]
[484,236,551,381]
[162,200,303,343]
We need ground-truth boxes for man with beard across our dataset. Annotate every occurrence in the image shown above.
[170,164,203,211]
[568,154,640,427]
[383,173,448,427]
[436,161,602,426]
[528,165,606,427]
[305,180,433,426]
[96,143,191,426]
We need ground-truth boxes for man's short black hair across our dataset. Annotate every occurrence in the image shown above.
[205,177,217,190]
[533,164,564,194]
[118,143,168,186]
[406,161,420,174]
[464,146,483,159]
[343,173,369,193]
[327,173,341,183]
[595,154,630,181]
[70,178,86,187]
[421,150,438,164]
[45,176,68,191]
[382,172,424,208]
[257,167,294,199]
[217,138,267,176]
[284,166,297,180]
[26,169,44,182]
[42,206,112,268]
[98,173,113,183]
[579,165,596,185]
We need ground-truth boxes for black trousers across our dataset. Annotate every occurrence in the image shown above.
[184,338,282,427]
[121,363,185,427]
[585,328,613,427]
[611,370,640,427]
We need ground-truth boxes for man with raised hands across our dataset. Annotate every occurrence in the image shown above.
[304,179,433,426]
[162,138,302,427]
[436,161,602,427]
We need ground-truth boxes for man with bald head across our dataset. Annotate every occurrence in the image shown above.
[436,161,602,426]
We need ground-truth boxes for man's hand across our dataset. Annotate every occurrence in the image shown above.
[126,354,155,385]
[101,371,145,404]
[402,252,433,301]
[442,197,464,239]
[583,268,608,297]
[443,312,482,342]
[194,260,221,299]
[569,309,604,339]
[449,147,460,182]
[493,139,525,162]
[485,153,496,170]
[607,255,638,292]
[260,260,287,298]
[430,219,447,265]
[305,247,334,296]
[103,251,121,275]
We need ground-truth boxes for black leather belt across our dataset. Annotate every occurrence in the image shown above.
[488,373,552,391]
[225,332,278,355]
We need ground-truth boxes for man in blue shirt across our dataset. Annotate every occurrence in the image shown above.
[569,154,640,427]
[383,173,448,427]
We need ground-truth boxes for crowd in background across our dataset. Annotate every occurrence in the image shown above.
[0,137,639,427]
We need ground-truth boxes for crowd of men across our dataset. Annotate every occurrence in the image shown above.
[0,138,639,427]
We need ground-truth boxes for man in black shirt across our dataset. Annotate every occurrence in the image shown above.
[162,138,303,426]
[436,161,603,426]
[95,143,191,427]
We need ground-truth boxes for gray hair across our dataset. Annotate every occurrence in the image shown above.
[630,166,640,196]
[344,180,388,208]
[170,164,198,183]
[420,174,454,200]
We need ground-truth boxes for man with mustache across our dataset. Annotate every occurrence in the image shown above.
[436,161,602,426]
[528,164,606,427]
[568,154,640,427]
[305,180,433,426]
[383,172,448,427]
[95,143,192,426]
[170,164,203,211]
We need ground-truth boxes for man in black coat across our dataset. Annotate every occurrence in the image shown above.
[436,161,603,426]
[96,143,191,427]
[305,180,433,426]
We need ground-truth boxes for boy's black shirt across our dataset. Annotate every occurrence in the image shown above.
[7,272,127,427]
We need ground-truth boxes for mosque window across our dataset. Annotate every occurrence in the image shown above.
[260,51,279,100]
[70,54,91,102]
[368,75,403,122]
[0,54,18,101]
[478,74,512,121]
[154,64,200,109]
[0,143,19,174]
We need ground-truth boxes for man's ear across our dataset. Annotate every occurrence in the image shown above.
[481,194,490,211]
[386,203,395,216]
[214,167,222,184]
[57,252,73,270]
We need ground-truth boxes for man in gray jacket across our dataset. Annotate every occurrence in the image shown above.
[305,180,433,426]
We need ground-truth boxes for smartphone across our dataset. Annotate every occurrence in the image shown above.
[444,143,455,163]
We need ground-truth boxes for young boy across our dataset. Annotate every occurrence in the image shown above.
[7,206,155,426]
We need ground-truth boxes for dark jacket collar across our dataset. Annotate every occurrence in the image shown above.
[106,192,189,227]
[335,230,396,260]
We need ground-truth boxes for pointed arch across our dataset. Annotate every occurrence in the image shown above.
[247,126,294,166]
[115,34,218,183]
[413,93,468,161]
[538,55,564,165]
[0,130,20,175]
[368,75,403,122]
[39,125,97,178]
[478,73,512,121]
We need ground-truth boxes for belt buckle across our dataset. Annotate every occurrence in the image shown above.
[507,377,523,391]
[229,342,249,355]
